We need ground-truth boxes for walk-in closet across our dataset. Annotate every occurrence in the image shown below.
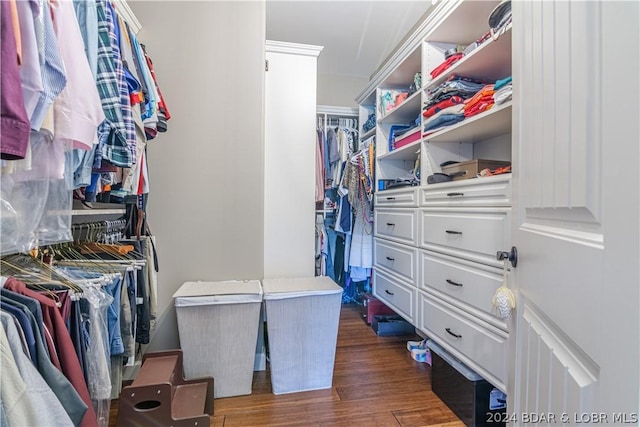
[1,1,638,426]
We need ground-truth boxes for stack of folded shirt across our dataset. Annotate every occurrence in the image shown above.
[392,115,422,150]
[463,84,495,117]
[423,103,464,133]
[422,95,464,119]
[388,124,412,150]
[423,112,465,135]
[424,76,487,112]
[430,52,464,79]
[493,76,512,105]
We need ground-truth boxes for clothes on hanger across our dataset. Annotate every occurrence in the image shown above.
[316,113,374,294]
[1,0,169,256]
[1,217,157,426]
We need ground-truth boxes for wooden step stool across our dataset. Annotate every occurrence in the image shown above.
[116,350,214,427]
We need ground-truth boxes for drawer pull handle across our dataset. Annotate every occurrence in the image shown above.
[385,289,394,296]
[386,197,396,200]
[445,230,463,235]
[386,222,395,226]
[446,279,463,287]
[385,256,395,261]
[446,192,464,197]
[445,328,462,339]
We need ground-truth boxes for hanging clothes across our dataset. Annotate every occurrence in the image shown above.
[3,277,99,427]
[1,286,88,425]
[0,0,30,161]
[0,314,74,427]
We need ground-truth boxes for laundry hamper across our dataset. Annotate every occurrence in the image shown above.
[262,277,343,394]
[173,280,263,398]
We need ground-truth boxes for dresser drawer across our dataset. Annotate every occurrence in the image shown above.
[420,175,511,207]
[418,292,507,388]
[374,239,417,284]
[375,209,417,246]
[420,250,503,322]
[373,269,416,324]
[375,188,417,207]
[419,208,510,267]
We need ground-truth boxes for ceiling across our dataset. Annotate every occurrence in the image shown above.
[266,1,433,80]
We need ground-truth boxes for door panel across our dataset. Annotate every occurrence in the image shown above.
[511,0,639,419]
[517,298,597,418]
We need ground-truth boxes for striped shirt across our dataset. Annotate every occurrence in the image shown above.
[95,0,131,167]
[30,0,67,131]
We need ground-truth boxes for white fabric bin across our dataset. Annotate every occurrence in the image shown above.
[173,280,262,398]
[262,277,343,394]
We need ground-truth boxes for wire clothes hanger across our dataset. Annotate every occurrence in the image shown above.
[50,220,145,275]
[0,256,82,299]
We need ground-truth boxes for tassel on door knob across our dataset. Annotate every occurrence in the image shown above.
[496,246,518,267]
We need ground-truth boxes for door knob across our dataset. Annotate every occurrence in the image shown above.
[496,246,518,267]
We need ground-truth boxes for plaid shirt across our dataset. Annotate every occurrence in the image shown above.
[95,0,131,167]
[107,0,136,162]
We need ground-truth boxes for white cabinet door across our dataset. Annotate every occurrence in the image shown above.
[510,0,639,420]
[263,42,322,278]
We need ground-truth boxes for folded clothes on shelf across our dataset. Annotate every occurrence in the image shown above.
[463,84,495,117]
[424,75,488,110]
[430,52,464,79]
[423,113,465,134]
[423,104,464,129]
[493,76,512,105]
[423,95,464,118]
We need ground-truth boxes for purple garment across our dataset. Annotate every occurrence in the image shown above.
[1,0,31,160]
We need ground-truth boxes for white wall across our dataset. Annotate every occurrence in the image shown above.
[129,1,266,351]
[317,73,369,109]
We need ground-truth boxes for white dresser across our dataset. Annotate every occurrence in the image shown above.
[373,176,511,392]
[362,0,513,393]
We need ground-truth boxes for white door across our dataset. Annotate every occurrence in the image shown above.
[510,0,639,423]
[263,42,322,278]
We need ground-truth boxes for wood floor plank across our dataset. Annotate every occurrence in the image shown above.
[221,390,435,426]
[336,376,429,401]
[108,304,461,427]
[393,406,464,427]
[210,415,225,427]
[214,388,340,415]
[317,411,402,426]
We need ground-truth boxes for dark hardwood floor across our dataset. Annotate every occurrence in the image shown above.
[109,304,463,426]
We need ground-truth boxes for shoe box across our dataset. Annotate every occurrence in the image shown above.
[361,292,395,325]
[427,340,506,426]
[372,314,415,336]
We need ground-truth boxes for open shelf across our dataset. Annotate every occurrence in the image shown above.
[379,45,422,88]
[378,90,422,125]
[424,101,512,143]
[379,139,422,161]
[361,127,376,141]
[71,200,127,222]
[425,1,501,45]
[425,25,512,92]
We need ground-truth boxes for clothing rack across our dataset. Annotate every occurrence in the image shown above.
[71,218,128,244]
[327,117,358,129]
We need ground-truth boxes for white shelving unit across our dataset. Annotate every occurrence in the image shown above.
[356,0,513,394]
